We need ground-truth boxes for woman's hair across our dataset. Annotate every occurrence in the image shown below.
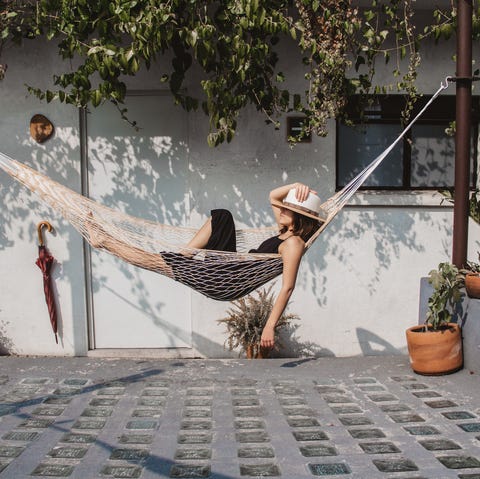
[280,212,321,242]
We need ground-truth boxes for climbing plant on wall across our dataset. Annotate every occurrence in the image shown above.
[0,0,475,145]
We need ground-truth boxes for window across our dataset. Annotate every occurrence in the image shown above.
[336,95,479,190]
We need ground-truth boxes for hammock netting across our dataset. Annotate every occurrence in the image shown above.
[0,79,450,301]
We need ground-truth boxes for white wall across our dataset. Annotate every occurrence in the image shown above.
[0,24,478,358]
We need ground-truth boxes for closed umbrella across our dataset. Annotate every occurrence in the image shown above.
[35,221,58,343]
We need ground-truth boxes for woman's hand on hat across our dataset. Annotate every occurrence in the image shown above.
[293,183,316,203]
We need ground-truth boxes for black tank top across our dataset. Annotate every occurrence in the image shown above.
[249,235,284,254]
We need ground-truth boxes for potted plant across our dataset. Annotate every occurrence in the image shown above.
[406,262,464,375]
[463,255,480,299]
[217,285,299,359]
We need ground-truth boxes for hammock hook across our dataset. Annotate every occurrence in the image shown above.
[37,221,53,247]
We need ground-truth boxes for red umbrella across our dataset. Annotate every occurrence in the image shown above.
[35,221,58,343]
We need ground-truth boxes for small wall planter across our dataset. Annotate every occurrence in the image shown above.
[406,323,463,375]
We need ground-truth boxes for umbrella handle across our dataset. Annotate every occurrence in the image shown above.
[37,221,54,246]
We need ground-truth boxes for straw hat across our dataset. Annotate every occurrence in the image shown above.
[271,188,327,222]
[30,114,54,143]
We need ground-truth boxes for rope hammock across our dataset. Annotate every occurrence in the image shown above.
[0,78,451,301]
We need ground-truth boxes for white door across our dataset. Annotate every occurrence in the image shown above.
[87,92,191,348]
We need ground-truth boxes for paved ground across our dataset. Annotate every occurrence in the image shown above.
[0,355,479,479]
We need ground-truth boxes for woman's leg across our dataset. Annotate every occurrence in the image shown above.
[186,218,212,249]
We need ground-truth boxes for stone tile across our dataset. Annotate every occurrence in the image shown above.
[21,377,49,385]
[293,430,329,441]
[0,405,16,416]
[2,431,40,441]
[43,396,73,405]
[353,378,377,384]
[348,428,386,439]
[380,404,411,413]
[233,407,264,417]
[0,445,25,457]
[322,395,352,404]
[177,433,212,444]
[278,397,307,406]
[180,420,212,430]
[100,465,142,478]
[184,398,212,407]
[174,448,212,460]
[274,386,303,396]
[48,446,88,458]
[372,458,418,472]
[359,442,401,454]
[73,419,106,429]
[138,397,166,407]
[403,425,440,435]
[300,445,338,457]
[232,398,260,407]
[146,380,171,388]
[183,408,212,418]
[308,462,351,475]
[286,417,320,428]
[125,419,158,430]
[18,418,54,428]
[170,464,211,478]
[31,464,75,476]
[367,393,398,402]
[402,383,428,390]
[338,416,373,426]
[96,387,125,396]
[0,463,8,473]
[390,375,417,382]
[458,423,480,433]
[239,463,280,476]
[412,390,442,398]
[33,406,65,416]
[283,407,316,417]
[61,432,97,444]
[330,405,363,415]
[53,387,82,396]
[141,388,169,398]
[316,386,346,394]
[230,379,257,387]
[389,413,425,423]
[132,409,162,418]
[359,385,385,392]
[119,434,154,445]
[458,474,480,479]
[238,446,275,458]
[442,411,476,420]
[231,388,257,396]
[63,378,88,386]
[436,455,480,469]
[186,388,213,397]
[424,399,458,408]
[90,398,119,406]
[236,431,270,443]
[234,419,266,430]
[110,448,149,461]
[418,439,461,451]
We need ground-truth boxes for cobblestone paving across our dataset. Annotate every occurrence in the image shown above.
[0,357,478,478]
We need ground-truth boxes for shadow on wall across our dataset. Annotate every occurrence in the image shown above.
[0,319,15,355]
[356,327,405,356]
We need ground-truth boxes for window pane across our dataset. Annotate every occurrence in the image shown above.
[337,123,403,188]
[410,124,455,187]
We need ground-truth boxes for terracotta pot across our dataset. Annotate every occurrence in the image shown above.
[405,323,463,375]
[465,273,480,299]
[244,344,270,359]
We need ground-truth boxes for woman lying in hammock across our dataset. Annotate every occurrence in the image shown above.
[88,182,326,349]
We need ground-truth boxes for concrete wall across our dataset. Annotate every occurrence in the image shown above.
[0,22,479,358]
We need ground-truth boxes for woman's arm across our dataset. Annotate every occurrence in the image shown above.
[270,183,316,226]
[260,236,304,348]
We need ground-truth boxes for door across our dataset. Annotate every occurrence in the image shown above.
[87,92,191,348]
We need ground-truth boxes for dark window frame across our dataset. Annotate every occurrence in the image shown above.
[336,95,479,191]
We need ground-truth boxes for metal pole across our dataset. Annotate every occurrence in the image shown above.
[452,0,473,267]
